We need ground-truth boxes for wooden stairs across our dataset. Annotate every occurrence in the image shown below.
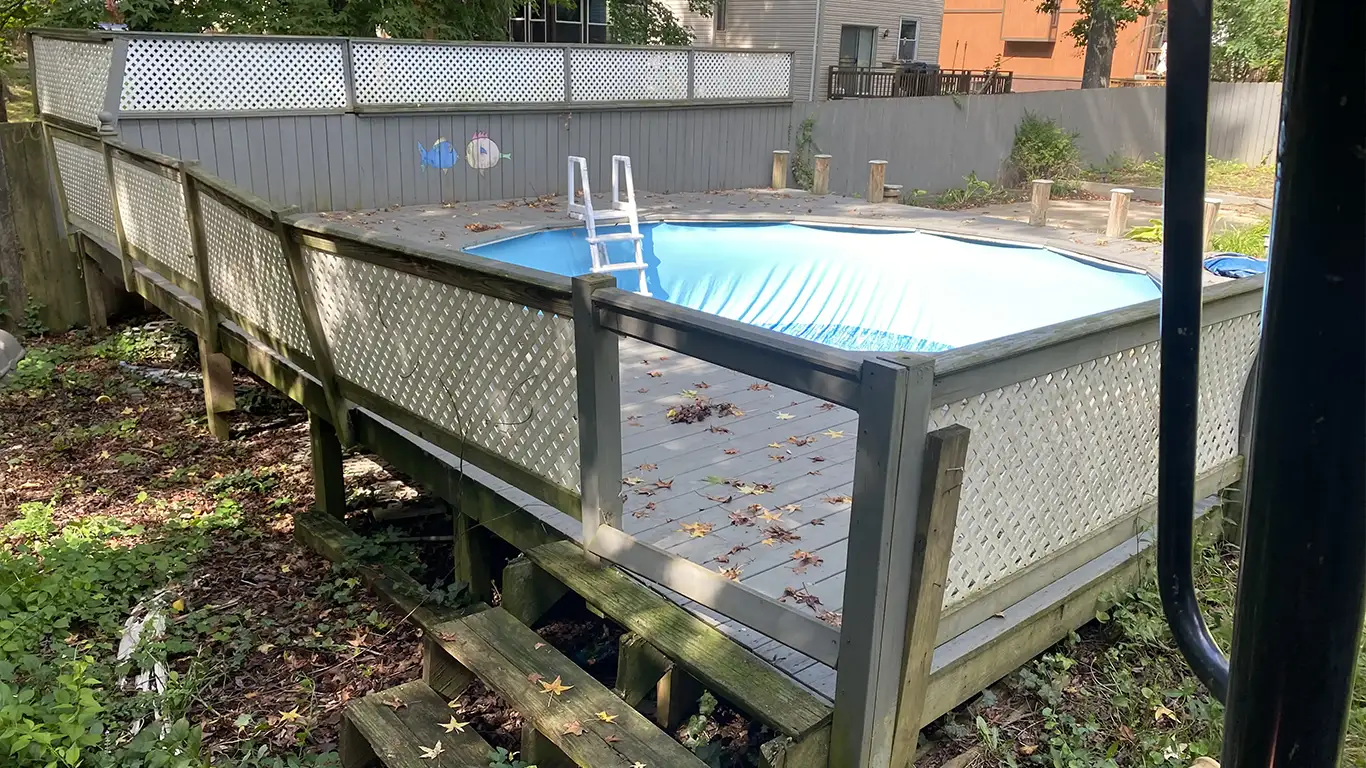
[342,606,709,768]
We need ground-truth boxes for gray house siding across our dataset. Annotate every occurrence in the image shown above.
[814,0,944,99]
[664,0,820,100]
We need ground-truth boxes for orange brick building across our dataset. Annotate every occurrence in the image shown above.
[939,0,1166,91]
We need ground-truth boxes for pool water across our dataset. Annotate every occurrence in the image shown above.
[468,222,1160,352]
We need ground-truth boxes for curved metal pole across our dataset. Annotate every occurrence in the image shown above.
[1156,0,1229,702]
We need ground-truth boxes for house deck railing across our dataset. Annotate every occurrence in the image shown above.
[827,66,1013,99]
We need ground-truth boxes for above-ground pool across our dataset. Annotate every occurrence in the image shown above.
[469,222,1161,352]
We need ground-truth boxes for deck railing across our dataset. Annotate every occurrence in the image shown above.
[827,66,1013,99]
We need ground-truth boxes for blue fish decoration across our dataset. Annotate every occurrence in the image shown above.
[418,138,460,171]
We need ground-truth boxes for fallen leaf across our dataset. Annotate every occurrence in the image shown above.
[782,586,824,609]
[438,631,459,641]
[622,476,644,486]
[779,504,802,513]
[442,717,470,733]
[634,487,657,496]
[605,734,621,744]
[1154,705,1179,723]
[382,698,406,711]
[763,524,800,544]
[534,642,546,650]
[819,402,837,410]
[824,495,853,505]
[632,508,651,519]
[654,478,674,490]
[279,708,302,723]
[757,508,783,521]
[680,389,698,399]
[761,538,776,546]
[680,521,714,538]
[726,544,750,556]
[563,720,585,736]
[596,711,618,723]
[728,509,754,526]
[637,388,649,393]
[257,642,276,654]
[818,610,843,627]
[637,463,658,471]
[810,455,826,463]
[787,435,815,446]
[776,412,795,420]
[540,676,573,696]
[171,598,186,612]
[723,448,739,455]
[633,763,648,768]
[768,442,783,449]
[708,425,732,434]
[648,370,663,378]
[719,566,743,580]
[723,405,745,417]
[527,672,544,684]
[810,517,825,525]
[704,494,735,504]
[1019,744,1038,756]
[769,454,789,462]
[419,741,445,760]
[748,382,771,391]
[791,549,824,573]
[823,429,845,439]
[694,382,711,389]
[807,470,823,476]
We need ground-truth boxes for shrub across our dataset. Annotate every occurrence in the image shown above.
[1210,218,1271,258]
[1008,113,1082,185]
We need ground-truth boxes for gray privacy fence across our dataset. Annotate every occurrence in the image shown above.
[792,82,1283,198]
[29,29,795,210]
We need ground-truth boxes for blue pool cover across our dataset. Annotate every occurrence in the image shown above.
[469,222,1161,353]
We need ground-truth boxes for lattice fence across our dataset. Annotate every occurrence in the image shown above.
[304,248,580,490]
[110,159,196,284]
[51,138,116,242]
[351,42,565,105]
[199,195,313,358]
[569,48,689,102]
[119,37,347,113]
[933,312,1260,610]
[693,52,791,100]
[32,36,113,127]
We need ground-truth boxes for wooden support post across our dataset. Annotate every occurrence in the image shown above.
[1203,197,1222,250]
[309,412,347,519]
[421,632,475,701]
[1106,187,1133,238]
[813,154,831,195]
[80,248,109,333]
[198,335,235,440]
[1029,179,1053,226]
[655,665,703,731]
[337,716,376,768]
[759,726,832,768]
[867,160,887,203]
[831,354,935,768]
[615,632,669,706]
[501,557,569,627]
[889,425,971,767]
[772,150,791,189]
[455,512,498,605]
[572,274,623,556]
[521,722,574,768]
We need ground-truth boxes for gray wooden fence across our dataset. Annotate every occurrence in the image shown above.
[791,82,1282,198]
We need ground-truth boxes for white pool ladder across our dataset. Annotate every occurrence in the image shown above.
[567,155,649,295]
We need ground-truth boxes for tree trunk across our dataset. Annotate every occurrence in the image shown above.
[1081,7,1118,88]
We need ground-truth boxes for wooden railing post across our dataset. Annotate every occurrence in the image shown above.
[867,160,887,203]
[831,354,935,768]
[572,273,623,556]
[813,154,831,195]
[180,162,236,440]
[772,150,791,189]
[275,211,353,447]
[1106,187,1133,238]
[1029,179,1053,226]
[890,424,970,766]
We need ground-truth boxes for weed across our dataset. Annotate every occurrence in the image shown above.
[1126,219,1165,243]
[487,746,537,768]
[1209,218,1271,258]
[0,344,77,394]
[1085,154,1275,198]
[928,172,1015,209]
[792,117,818,191]
[1008,113,1082,184]
[20,303,47,337]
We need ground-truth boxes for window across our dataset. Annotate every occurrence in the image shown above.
[838,25,877,67]
[897,19,919,61]
[509,0,607,43]
[714,0,726,31]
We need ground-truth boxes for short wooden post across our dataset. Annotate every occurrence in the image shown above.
[812,154,831,195]
[615,632,669,706]
[421,632,475,701]
[1106,187,1133,238]
[198,335,235,439]
[831,354,935,768]
[572,274,623,556]
[883,184,902,203]
[1203,197,1222,250]
[309,412,347,519]
[771,150,791,189]
[656,665,703,730]
[455,512,498,605]
[889,425,971,767]
[501,557,569,627]
[181,163,236,439]
[1029,179,1053,226]
[867,160,887,203]
[521,722,573,768]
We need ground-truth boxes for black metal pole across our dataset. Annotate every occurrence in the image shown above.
[1220,0,1366,762]
[1156,0,1229,700]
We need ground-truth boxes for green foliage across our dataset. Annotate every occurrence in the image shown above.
[930,172,1014,208]
[1209,218,1270,258]
[1211,0,1287,82]
[791,118,818,191]
[1126,219,1164,243]
[679,690,724,766]
[1008,113,1082,184]
[1037,0,1154,50]
[20,303,46,338]
[1085,154,1276,198]
[91,324,190,366]
[0,344,77,394]
[487,746,536,768]
[608,0,712,45]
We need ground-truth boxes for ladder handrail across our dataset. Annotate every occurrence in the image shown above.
[569,154,649,296]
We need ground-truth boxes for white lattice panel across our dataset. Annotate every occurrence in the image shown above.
[933,312,1260,610]
[570,49,688,102]
[351,42,565,105]
[693,51,791,100]
[200,195,312,357]
[51,138,116,240]
[32,36,113,127]
[119,37,347,112]
[111,159,195,282]
[305,249,579,490]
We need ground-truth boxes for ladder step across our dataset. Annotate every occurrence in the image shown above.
[587,232,643,243]
[341,680,492,768]
[427,607,708,768]
[592,263,648,273]
[591,208,634,220]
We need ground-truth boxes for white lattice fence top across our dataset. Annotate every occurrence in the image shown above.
[111,159,196,283]
[51,138,116,240]
[119,37,347,113]
[693,51,791,100]
[304,248,579,491]
[200,194,313,358]
[32,36,113,126]
[570,48,688,102]
[351,42,565,105]
[933,312,1260,610]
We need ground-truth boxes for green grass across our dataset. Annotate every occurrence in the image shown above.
[1085,155,1275,199]
[1209,218,1271,258]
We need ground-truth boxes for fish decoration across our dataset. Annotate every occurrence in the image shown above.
[418,138,461,171]
[466,131,512,173]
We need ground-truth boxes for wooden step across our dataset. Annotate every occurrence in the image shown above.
[341,680,493,768]
[427,607,709,768]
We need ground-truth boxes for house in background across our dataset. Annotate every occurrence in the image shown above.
[661,0,945,100]
[939,0,1165,90]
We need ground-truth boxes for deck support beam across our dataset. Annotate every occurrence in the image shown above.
[501,557,569,627]
[309,413,347,519]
